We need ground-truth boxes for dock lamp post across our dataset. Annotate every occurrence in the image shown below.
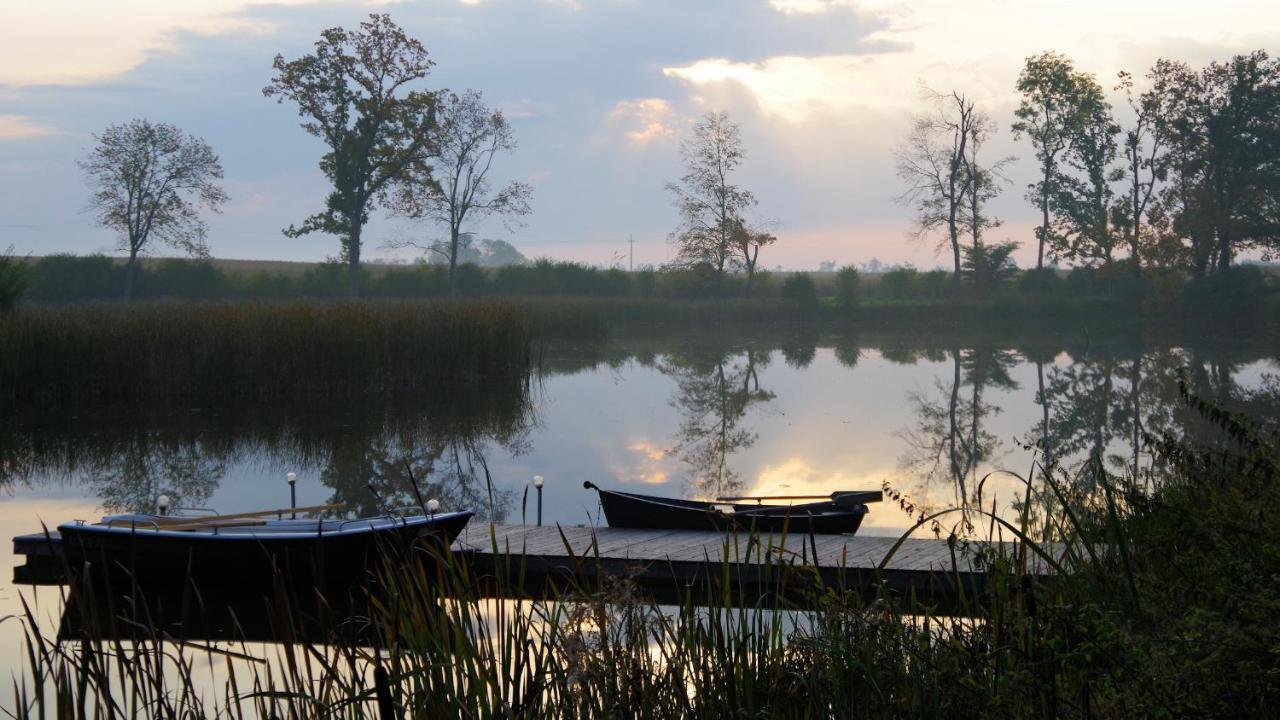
[533,475,544,527]
[157,494,171,516]
[287,472,297,519]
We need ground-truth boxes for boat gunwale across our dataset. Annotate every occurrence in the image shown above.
[57,510,474,541]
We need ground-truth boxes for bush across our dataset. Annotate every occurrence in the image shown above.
[921,269,950,300]
[834,266,860,310]
[781,273,818,312]
[137,259,229,299]
[26,254,123,302]
[0,247,28,310]
[961,241,1018,295]
[880,267,919,300]
[1016,267,1063,295]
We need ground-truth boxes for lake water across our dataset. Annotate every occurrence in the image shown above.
[2,325,1277,703]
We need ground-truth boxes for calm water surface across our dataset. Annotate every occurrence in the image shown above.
[2,327,1278,700]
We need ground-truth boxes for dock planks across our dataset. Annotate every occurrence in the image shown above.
[452,523,1052,610]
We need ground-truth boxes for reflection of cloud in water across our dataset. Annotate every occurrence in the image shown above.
[629,440,667,462]
[608,439,675,485]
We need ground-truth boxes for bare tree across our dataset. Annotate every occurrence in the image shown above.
[895,90,987,295]
[667,111,757,291]
[388,89,532,295]
[79,119,227,299]
[264,13,437,297]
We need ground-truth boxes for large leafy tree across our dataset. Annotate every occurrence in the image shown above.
[387,89,532,295]
[1012,52,1085,271]
[1156,51,1280,276]
[78,119,227,299]
[667,112,757,291]
[1050,72,1123,266]
[264,13,437,296]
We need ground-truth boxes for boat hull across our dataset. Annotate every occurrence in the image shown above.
[593,489,867,535]
[56,511,473,589]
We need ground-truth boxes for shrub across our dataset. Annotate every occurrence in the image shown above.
[834,265,860,310]
[0,247,28,310]
[26,254,123,302]
[921,269,950,299]
[1016,267,1062,295]
[781,272,818,311]
[137,258,229,299]
[961,241,1019,295]
[880,267,919,300]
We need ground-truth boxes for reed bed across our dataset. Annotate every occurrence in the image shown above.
[0,300,553,409]
[6,382,1279,718]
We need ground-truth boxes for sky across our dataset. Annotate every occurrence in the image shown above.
[2,0,1278,270]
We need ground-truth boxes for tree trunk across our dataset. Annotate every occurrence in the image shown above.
[347,220,362,298]
[123,248,139,301]
[1038,161,1050,272]
[448,226,460,297]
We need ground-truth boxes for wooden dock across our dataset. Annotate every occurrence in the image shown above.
[452,524,1048,610]
[14,523,1052,612]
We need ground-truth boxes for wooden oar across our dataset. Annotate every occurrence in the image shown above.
[716,491,883,505]
[96,503,345,526]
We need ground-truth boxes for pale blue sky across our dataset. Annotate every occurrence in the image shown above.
[2,0,1276,269]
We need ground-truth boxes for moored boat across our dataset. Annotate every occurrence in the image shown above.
[584,482,880,535]
[17,503,473,588]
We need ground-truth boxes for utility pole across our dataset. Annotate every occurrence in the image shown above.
[629,234,634,272]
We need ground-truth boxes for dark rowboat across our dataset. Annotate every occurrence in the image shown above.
[41,505,474,588]
[584,482,879,535]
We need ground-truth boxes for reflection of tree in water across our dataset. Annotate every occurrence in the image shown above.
[1022,342,1280,491]
[88,435,225,514]
[898,346,1019,506]
[321,432,520,522]
[1,383,535,521]
[662,347,775,499]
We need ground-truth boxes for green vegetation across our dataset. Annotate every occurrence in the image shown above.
[0,300,563,410]
[0,247,27,311]
[8,387,1277,717]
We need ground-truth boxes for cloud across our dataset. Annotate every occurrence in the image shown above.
[0,116,58,140]
[0,0,332,86]
[609,99,678,144]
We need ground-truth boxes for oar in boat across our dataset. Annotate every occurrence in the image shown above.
[96,503,346,527]
[715,491,884,506]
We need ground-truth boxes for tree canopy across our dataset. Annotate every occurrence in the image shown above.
[78,118,227,299]
[264,13,438,296]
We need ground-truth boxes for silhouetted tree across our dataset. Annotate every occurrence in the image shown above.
[79,119,227,299]
[1050,70,1122,266]
[1013,52,1082,271]
[896,90,990,294]
[264,14,437,296]
[667,112,757,291]
[1153,51,1280,276]
[388,90,532,295]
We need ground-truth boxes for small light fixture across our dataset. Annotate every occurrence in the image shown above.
[287,472,298,519]
[426,499,440,515]
[157,495,171,515]
[533,475,544,526]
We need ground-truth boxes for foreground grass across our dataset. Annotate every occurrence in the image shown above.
[7,382,1278,718]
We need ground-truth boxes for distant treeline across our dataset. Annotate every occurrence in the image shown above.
[10,254,1279,313]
